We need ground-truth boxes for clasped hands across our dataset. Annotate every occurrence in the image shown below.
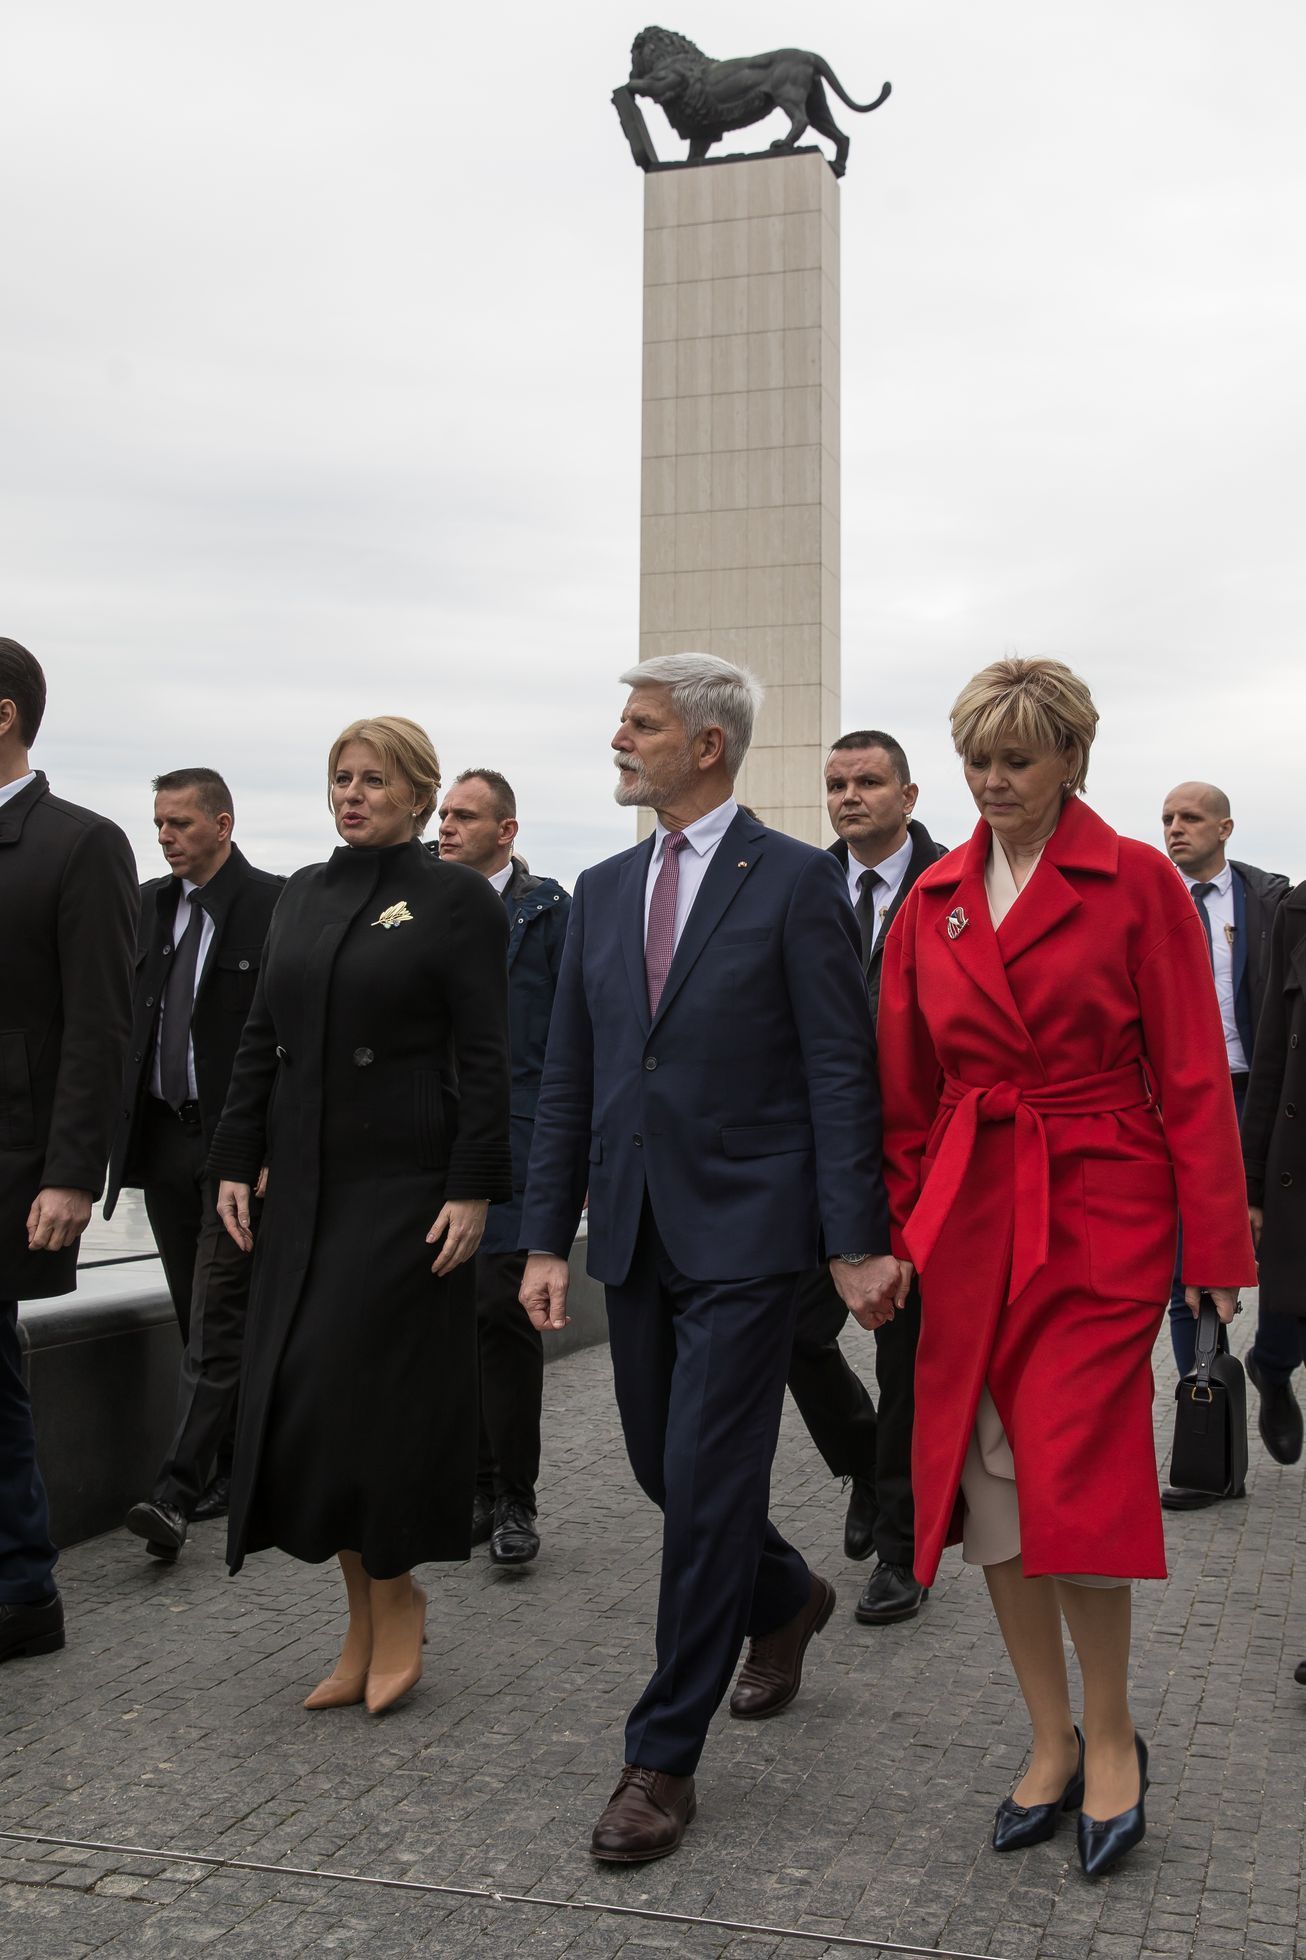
[830,1254,911,1330]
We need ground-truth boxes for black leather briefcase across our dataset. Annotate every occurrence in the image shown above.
[1169,1295,1249,1496]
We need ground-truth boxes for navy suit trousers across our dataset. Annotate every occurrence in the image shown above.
[0,1300,58,1603]
[605,1203,811,1777]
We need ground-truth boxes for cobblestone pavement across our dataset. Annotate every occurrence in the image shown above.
[1,1306,1303,1959]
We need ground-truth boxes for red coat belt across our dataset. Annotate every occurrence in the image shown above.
[903,1062,1153,1303]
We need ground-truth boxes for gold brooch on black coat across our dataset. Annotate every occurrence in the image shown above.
[372,901,414,929]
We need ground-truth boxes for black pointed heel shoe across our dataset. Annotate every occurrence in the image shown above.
[992,1727,1085,1852]
[1077,1734,1149,1879]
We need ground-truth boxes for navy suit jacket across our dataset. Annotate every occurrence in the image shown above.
[519,808,889,1285]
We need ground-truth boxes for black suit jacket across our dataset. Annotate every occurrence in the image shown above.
[828,819,947,1020]
[104,843,284,1214]
[0,772,138,1299]
[1229,858,1291,1053]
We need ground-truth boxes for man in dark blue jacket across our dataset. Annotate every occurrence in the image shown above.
[437,769,569,1566]
[520,654,903,1863]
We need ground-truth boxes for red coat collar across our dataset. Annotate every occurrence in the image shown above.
[919,795,1119,892]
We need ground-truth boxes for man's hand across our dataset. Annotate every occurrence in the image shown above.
[217,1180,255,1253]
[830,1253,903,1330]
[26,1187,92,1253]
[1184,1284,1241,1325]
[427,1198,489,1277]
[1249,1205,1263,1254]
[520,1252,571,1331]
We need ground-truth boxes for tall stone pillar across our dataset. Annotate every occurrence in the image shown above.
[638,150,840,845]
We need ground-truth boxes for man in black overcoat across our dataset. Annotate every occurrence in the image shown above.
[787,730,945,1628]
[1160,781,1295,1500]
[107,768,283,1558]
[436,769,570,1566]
[0,639,137,1663]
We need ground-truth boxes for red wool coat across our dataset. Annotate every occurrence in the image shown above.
[877,796,1258,1586]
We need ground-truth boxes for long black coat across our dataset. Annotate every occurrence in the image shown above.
[0,773,137,1299]
[105,843,285,1213]
[1242,882,1306,1319]
[208,839,512,1576]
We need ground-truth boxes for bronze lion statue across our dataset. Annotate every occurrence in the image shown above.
[627,26,890,177]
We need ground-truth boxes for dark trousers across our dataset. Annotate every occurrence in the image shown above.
[1167,1077,1304,1383]
[787,1266,920,1567]
[474,1249,543,1506]
[153,1192,254,1515]
[138,1097,207,1342]
[605,1203,811,1778]
[0,1300,58,1604]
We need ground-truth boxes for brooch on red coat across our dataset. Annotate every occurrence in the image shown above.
[946,906,969,939]
[372,901,414,929]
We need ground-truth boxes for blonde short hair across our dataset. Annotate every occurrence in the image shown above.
[950,657,1098,795]
[327,716,441,832]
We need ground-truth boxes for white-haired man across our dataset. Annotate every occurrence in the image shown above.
[520,653,902,1862]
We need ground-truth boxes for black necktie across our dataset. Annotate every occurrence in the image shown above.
[1190,881,1219,968]
[158,891,204,1108]
[854,869,880,966]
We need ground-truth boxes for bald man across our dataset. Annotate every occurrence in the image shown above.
[1160,782,1295,1498]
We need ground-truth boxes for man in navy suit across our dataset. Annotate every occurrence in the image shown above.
[520,653,903,1863]
[1160,781,1295,1503]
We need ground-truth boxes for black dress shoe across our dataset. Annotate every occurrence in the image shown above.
[0,1593,65,1664]
[471,1489,495,1547]
[1246,1357,1304,1465]
[842,1475,877,1561]
[1078,1735,1149,1879]
[191,1477,230,1522]
[993,1728,1084,1852]
[125,1499,187,1560]
[854,1562,928,1625]
[490,1498,539,1565]
[1161,1482,1244,1511]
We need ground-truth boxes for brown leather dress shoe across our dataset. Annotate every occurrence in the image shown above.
[589,1764,696,1863]
[729,1571,836,1719]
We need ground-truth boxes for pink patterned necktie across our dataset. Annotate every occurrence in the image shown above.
[646,830,691,1016]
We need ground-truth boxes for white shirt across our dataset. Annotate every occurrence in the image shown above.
[150,881,217,1101]
[1182,863,1247,1073]
[0,770,37,810]
[644,797,739,951]
[846,833,915,948]
[487,861,513,896]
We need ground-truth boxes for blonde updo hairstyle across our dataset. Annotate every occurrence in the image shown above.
[327,715,442,834]
[949,657,1099,797]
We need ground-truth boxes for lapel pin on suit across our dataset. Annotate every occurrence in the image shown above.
[946,906,969,940]
[737,860,748,869]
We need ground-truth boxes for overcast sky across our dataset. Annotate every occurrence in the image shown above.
[3,2,1302,888]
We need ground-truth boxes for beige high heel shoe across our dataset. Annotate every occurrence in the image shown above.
[365,1582,427,1715]
[303,1668,368,1710]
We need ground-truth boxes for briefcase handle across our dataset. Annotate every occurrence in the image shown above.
[1188,1292,1222,1400]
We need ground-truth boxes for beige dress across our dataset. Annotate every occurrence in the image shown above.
[956,837,1127,1588]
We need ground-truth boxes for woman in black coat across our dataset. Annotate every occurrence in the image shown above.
[1242,880,1306,1687]
[212,716,511,1714]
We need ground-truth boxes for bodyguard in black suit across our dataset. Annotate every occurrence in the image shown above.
[436,768,570,1566]
[787,731,944,1629]
[106,768,282,1556]
[0,640,137,1663]
[520,656,903,1864]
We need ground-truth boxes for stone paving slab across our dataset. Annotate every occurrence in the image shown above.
[1,1306,1303,1958]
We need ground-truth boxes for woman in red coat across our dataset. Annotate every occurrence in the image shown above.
[877,657,1257,1878]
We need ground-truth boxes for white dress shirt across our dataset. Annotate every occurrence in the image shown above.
[150,881,217,1101]
[487,861,513,896]
[1182,862,1247,1072]
[846,832,915,949]
[644,797,739,952]
[0,770,37,810]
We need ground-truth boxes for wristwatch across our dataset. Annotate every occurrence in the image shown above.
[836,1252,873,1265]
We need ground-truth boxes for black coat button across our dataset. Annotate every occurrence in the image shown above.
[1281,1172,1294,1186]
[644,1057,657,1071]
[238,959,250,971]
[1292,1035,1299,1049]
[353,1047,374,1067]
[144,996,155,1008]
[633,1134,643,1147]
[1286,1104,1297,1118]
[131,1052,142,1064]
[275,1044,288,1060]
